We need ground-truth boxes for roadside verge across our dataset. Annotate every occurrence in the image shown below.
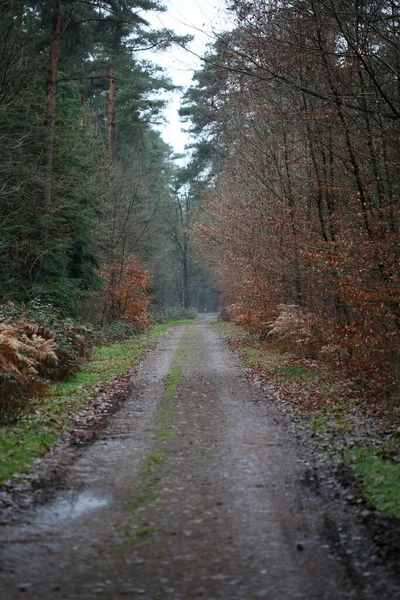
[0,320,192,494]
[216,321,400,572]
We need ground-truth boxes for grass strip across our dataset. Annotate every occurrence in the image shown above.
[126,339,186,512]
[126,452,167,511]
[165,347,185,400]
[155,345,185,441]
[0,321,187,487]
[117,452,167,553]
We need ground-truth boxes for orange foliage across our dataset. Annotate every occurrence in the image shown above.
[192,1,400,394]
[100,255,151,330]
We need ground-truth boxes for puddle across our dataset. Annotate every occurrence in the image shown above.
[35,492,109,523]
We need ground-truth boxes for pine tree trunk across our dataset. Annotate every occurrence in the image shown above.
[107,62,116,162]
[44,0,62,210]
[183,239,189,309]
[80,77,87,127]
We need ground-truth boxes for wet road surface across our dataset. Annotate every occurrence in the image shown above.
[0,320,398,599]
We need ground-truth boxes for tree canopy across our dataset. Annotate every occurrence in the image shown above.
[183,0,400,390]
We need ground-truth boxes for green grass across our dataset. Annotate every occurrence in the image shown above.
[349,452,400,519]
[126,451,167,511]
[159,317,200,326]
[216,323,318,381]
[126,338,187,510]
[116,523,159,554]
[0,429,57,482]
[135,525,157,538]
[0,322,185,487]
[239,345,317,380]
[156,403,175,440]
[119,344,186,547]
[165,347,184,400]
[144,452,166,469]
[155,343,185,440]
[312,417,328,434]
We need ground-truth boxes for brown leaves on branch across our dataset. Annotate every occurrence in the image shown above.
[193,0,400,396]
[99,254,151,330]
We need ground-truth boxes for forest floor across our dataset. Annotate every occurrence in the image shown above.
[0,317,400,599]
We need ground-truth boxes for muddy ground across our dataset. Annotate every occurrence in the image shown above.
[0,318,399,599]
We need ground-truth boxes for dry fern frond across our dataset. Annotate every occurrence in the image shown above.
[266,304,325,358]
[0,323,50,385]
[30,335,58,364]
[24,322,56,340]
[267,304,312,341]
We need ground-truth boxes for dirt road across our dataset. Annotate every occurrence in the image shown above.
[0,320,398,599]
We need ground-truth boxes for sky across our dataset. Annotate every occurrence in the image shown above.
[142,0,233,154]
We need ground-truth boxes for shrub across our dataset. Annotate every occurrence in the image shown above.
[99,255,151,330]
[93,321,138,346]
[218,308,231,322]
[223,304,271,335]
[225,303,326,358]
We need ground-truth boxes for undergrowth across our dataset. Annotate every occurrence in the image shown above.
[217,321,400,520]
[0,322,185,487]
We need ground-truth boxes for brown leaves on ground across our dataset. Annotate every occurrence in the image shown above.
[223,324,400,463]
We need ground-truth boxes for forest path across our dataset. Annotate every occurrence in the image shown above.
[0,320,396,599]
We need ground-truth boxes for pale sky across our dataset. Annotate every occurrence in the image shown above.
[142,0,233,154]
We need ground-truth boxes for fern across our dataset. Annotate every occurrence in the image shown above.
[0,322,57,421]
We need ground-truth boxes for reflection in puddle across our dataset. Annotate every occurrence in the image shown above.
[36,492,108,523]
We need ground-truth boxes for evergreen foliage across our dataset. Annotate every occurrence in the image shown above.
[0,0,187,313]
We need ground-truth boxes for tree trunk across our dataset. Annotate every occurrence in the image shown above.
[80,77,88,127]
[44,0,62,210]
[183,237,189,309]
[107,62,116,162]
